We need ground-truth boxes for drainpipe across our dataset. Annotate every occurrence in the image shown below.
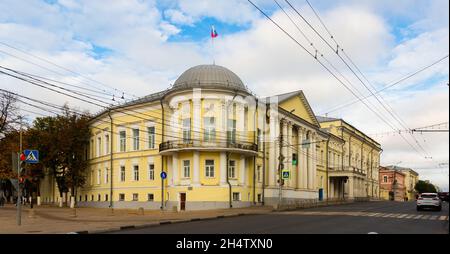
[160,99,165,210]
[108,110,113,208]
[262,103,268,206]
[253,99,258,205]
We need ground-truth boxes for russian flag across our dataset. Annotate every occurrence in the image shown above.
[211,26,218,38]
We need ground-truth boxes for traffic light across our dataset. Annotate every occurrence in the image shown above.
[292,153,298,166]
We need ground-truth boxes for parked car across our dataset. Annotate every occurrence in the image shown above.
[417,193,442,211]
[437,192,449,202]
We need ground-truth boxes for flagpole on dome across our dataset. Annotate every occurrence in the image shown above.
[211,25,218,65]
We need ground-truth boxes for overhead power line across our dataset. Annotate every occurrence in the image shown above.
[247,0,430,160]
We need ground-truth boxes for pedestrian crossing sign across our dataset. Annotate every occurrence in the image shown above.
[24,150,39,164]
[282,169,290,180]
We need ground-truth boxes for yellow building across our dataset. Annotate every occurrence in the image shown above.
[317,116,382,200]
[39,65,382,210]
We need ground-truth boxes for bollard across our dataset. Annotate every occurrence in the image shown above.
[28,209,36,219]
[70,196,75,209]
[138,207,144,215]
[37,196,41,206]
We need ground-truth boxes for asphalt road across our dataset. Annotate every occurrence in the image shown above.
[108,201,449,234]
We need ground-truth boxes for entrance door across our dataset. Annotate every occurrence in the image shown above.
[180,193,186,211]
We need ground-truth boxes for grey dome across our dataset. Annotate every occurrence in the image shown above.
[173,65,247,92]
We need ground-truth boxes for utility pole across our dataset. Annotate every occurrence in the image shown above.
[16,116,23,226]
[278,126,284,208]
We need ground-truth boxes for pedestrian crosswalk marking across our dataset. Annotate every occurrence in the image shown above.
[280,211,447,221]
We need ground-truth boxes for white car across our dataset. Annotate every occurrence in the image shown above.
[416,193,442,211]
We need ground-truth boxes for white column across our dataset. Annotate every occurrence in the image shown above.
[237,104,245,142]
[268,116,276,186]
[312,134,317,190]
[173,154,179,186]
[297,130,302,189]
[193,151,200,186]
[281,121,288,187]
[301,129,308,189]
[348,177,354,199]
[286,122,292,187]
[240,156,246,186]
[220,152,227,185]
[193,89,201,146]
[307,132,313,190]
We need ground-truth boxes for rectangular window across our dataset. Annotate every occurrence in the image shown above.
[148,194,154,202]
[98,194,101,202]
[205,160,215,178]
[105,194,109,202]
[228,160,236,179]
[133,128,140,150]
[105,134,109,154]
[383,175,388,183]
[133,165,139,181]
[148,126,155,149]
[97,169,101,185]
[91,195,94,201]
[183,160,190,178]
[182,119,191,143]
[104,168,109,184]
[204,117,216,142]
[257,194,262,203]
[97,137,102,157]
[227,119,236,144]
[90,139,94,158]
[132,193,139,201]
[119,131,126,152]
[120,166,126,182]
[232,192,240,201]
[148,164,155,180]
[119,194,125,201]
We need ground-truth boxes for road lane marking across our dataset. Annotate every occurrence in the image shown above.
[397,214,408,218]
[421,215,431,220]
[429,216,439,220]
[414,215,423,219]
[439,216,448,221]
[405,214,415,219]
[381,213,393,218]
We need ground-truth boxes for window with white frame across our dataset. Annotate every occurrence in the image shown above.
[120,166,125,182]
[132,128,140,150]
[132,193,138,201]
[183,160,190,178]
[119,131,126,152]
[97,137,102,157]
[133,165,139,181]
[204,117,216,142]
[228,160,236,179]
[105,134,109,154]
[148,164,155,180]
[104,168,109,184]
[227,119,236,144]
[205,160,215,178]
[97,169,101,185]
[182,119,191,143]
[148,126,155,149]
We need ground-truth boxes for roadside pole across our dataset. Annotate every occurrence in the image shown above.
[16,117,22,226]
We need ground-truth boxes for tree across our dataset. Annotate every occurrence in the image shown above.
[414,180,437,194]
[26,105,90,205]
[0,91,20,136]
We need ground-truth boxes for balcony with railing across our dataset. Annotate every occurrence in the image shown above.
[159,139,258,156]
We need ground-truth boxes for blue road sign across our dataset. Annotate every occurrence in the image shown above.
[282,169,290,180]
[24,150,39,164]
[160,171,167,179]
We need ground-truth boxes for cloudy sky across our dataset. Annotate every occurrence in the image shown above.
[0,0,448,190]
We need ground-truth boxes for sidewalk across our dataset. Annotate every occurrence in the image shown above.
[0,204,274,234]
